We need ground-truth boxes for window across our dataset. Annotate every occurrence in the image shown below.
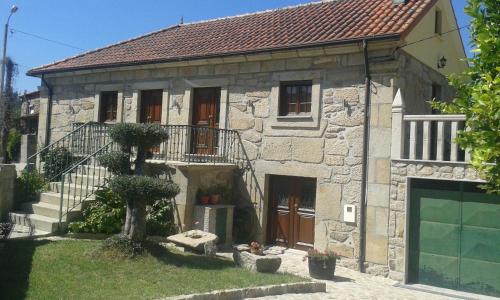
[434,10,442,34]
[279,81,312,116]
[99,91,118,122]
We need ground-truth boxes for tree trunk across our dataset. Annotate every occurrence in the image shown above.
[123,200,147,242]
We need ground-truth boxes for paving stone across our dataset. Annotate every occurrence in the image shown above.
[245,250,460,300]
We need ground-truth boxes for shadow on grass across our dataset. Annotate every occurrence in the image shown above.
[146,242,235,270]
[0,239,50,300]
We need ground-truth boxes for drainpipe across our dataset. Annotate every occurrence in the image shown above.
[41,75,53,147]
[358,39,371,272]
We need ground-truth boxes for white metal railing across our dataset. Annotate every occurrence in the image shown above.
[391,89,469,163]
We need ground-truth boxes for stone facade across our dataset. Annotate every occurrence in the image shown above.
[387,160,481,281]
[36,44,461,278]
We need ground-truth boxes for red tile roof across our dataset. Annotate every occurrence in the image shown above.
[28,0,435,75]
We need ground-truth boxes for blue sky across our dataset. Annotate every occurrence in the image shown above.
[1,0,472,93]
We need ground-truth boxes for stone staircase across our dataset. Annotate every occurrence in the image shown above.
[9,166,107,235]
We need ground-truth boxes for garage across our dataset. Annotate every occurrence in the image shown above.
[409,179,500,297]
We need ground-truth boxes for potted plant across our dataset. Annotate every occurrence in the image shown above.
[197,188,210,205]
[209,186,221,205]
[305,249,339,279]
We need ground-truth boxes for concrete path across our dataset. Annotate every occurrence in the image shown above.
[247,249,461,300]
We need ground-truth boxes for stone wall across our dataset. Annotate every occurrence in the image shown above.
[397,51,455,115]
[388,160,481,281]
[38,45,411,272]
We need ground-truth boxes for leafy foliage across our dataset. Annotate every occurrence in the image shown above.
[432,0,499,193]
[233,206,257,243]
[0,223,13,239]
[109,175,180,204]
[306,249,340,260]
[109,123,169,150]
[97,152,131,175]
[146,199,177,236]
[14,170,48,204]
[68,188,126,234]
[6,128,21,162]
[69,188,177,237]
[42,147,75,180]
[98,123,179,243]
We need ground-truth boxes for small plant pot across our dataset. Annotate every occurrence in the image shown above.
[200,196,210,205]
[210,194,221,205]
[308,257,336,280]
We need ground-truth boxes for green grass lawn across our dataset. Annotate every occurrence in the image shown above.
[0,239,304,300]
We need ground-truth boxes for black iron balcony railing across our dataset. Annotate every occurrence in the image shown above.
[71,122,242,165]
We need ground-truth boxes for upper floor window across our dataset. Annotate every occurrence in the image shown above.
[279,81,312,116]
[99,91,118,122]
[434,9,442,35]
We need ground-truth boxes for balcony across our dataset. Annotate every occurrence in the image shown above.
[66,122,244,165]
[391,98,469,164]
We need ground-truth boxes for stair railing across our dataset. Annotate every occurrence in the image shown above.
[22,122,113,205]
[58,141,119,228]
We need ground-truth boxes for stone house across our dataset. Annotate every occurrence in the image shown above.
[16,0,500,297]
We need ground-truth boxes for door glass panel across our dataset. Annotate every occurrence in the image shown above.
[277,191,289,207]
[299,179,316,210]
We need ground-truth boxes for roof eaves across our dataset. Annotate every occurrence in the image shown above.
[27,33,401,77]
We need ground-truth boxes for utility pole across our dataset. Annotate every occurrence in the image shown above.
[0,5,18,163]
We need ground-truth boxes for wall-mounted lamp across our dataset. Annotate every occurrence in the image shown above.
[437,56,447,69]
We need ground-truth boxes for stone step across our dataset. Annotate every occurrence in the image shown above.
[49,182,101,195]
[75,165,107,176]
[21,201,81,221]
[9,212,63,233]
[39,191,95,206]
[7,224,51,239]
[66,174,108,186]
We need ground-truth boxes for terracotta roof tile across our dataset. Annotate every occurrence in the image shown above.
[28,0,435,75]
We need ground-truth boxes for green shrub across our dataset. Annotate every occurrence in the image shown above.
[69,188,126,234]
[97,152,131,175]
[146,199,177,236]
[109,123,169,149]
[109,175,180,204]
[42,147,75,180]
[14,170,48,204]
[6,128,21,162]
[233,206,257,243]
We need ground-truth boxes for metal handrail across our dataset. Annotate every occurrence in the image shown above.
[58,141,119,228]
[26,121,91,164]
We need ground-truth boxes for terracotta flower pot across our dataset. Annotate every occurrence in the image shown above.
[308,257,336,280]
[210,194,221,205]
[200,196,210,205]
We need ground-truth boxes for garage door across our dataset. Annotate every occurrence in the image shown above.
[409,179,500,297]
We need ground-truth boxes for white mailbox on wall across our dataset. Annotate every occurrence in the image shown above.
[343,204,356,223]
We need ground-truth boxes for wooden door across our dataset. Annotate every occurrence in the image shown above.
[267,176,316,250]
[191,87,220,155]
[140,89,162,154]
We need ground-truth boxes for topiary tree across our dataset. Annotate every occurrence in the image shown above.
[98,123,180,242]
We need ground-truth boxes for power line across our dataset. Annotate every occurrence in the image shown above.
[396,24,470,51]
[10,28,86,51]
